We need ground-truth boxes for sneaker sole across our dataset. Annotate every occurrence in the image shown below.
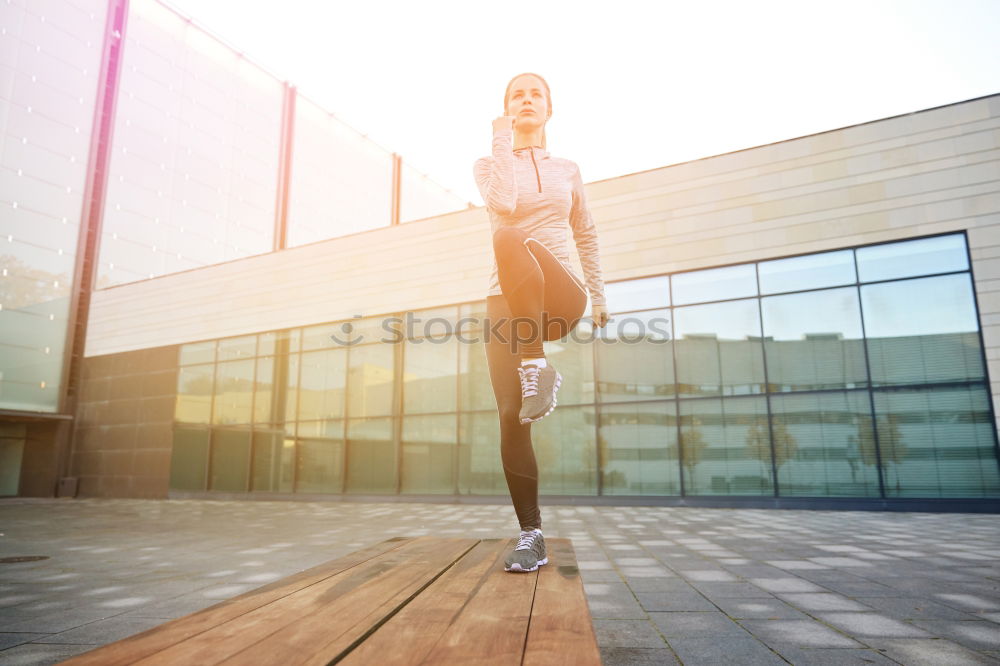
[520,373,562,425]
[505,556,549,573]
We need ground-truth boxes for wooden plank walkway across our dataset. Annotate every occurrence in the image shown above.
[59,536,601,666]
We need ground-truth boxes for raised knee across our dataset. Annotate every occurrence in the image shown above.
[493,225,529,251]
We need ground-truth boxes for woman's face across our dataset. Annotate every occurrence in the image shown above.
[507,74,549,132]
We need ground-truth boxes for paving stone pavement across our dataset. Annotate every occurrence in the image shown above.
[0,498,998,665]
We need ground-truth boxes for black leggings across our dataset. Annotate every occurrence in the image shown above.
[485,226,588,531]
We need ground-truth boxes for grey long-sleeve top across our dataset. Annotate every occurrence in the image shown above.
[473,128,607,306]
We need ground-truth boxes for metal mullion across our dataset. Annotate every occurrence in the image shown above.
[756,264,780,498]
[855,248,887,499]
[670,277,686,497]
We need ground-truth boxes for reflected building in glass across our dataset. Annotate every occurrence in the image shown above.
[2,0,999,510]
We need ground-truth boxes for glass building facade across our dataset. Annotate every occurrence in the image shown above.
[170,232,1000,500]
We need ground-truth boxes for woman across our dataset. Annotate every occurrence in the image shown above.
[473,72,609,573]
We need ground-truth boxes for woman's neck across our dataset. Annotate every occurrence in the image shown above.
[513,128,544,150]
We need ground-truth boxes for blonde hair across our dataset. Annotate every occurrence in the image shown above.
[504,72,551,150]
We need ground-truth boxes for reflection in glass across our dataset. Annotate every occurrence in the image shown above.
[299,349,347,421]
[401,414,457,494]
[674,299,765,397]
[251,428,294,493]
[170,426,208,490]
[605,276,670,312]
[176,364,214,424]
[761,288,868,391]
[532,406,597,495]
[679,397,772,495]
[769,391,880,497]
[672,263,757,306]
[217,335,256,361]
[874,386,1000,498]
[346,344,395,418]
[861,274,984,386]
[459,337,494,413]
[298,421,345,493]
[0,0,107,411]
[212,360,254,425]
[210,428,250,492]
[345,417,395,493]
[403,337,457,414]
[599,402,679,495]
[759,249,855,294]
[856,234,967,283]
[596,309,673,401]
[457,412,506,495]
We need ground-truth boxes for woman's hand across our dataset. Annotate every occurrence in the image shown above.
[493,116,515,133]
[592,304,609,328]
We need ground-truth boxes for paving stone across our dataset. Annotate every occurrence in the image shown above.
[874,638,998,665]
[633,591,716,612]
[853,596,980,621]
[591,619,667,649]
[0,642,98,665]
[0,633,47,651]
[713,598,810,620]
[907,619,1000,651]
[599,646,681,666]
[667,635,787,666]
[814,611,933,638]
[739,619,862,648]
[776,592,875,612]
[769,645,901,665]
[688,581,776,599]
[647,610,748,638]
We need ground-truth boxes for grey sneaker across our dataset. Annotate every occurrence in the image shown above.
[504,529,548,573]
[517,363,561,425]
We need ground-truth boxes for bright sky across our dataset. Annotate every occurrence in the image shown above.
[161,0,999,206]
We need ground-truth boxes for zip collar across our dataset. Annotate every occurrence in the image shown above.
[513,145,550,159]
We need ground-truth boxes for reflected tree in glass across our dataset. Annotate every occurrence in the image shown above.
[744,416,797,483]
[680,416,708,488]
[856,413,906,494]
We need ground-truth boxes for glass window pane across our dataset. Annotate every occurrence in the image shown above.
[457,412,506,495]
[674,299,765,397]
[759,249,856,294]
[672,264,757,306]
[217,335,256,361]
[169,426,208,490]
[597,309,674,401]
[762,287,868,392]
[546,318,595,406]
[399,158,467,224]
[212,360,255,425]
[209,428,250,492]
[299,349,347,421]
[679,397,772,495]
[287,96,393,246]
[403,337,457,414]
[346,344,395,418]
[345,417,395,494]
[605,276,670,312]
[856,234,968,283]
[297,421,345,494]
[179,341,215,365]
[874,386,1000,498]
[861,274,984,386]
[770,391,880,497]
[251,427,294,493]
[533,405,597,496]
[459,337,494,412]
[401,414,457,494]
[100,0,282,287]
[176,363,214,424]
[599,401,679,495]
[258,330,296,357]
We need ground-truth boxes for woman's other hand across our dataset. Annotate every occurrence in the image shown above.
[591,304,609,328]
[493,116,515,133]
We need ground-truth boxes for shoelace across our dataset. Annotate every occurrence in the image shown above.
[517,365,540,398]
[515,530,539,551]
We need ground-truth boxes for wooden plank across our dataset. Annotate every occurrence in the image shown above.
[147,537,476,666]
[523,538,602,666]
[60,537,413,666]
[335,538,509,666]
[417,537,538,666]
